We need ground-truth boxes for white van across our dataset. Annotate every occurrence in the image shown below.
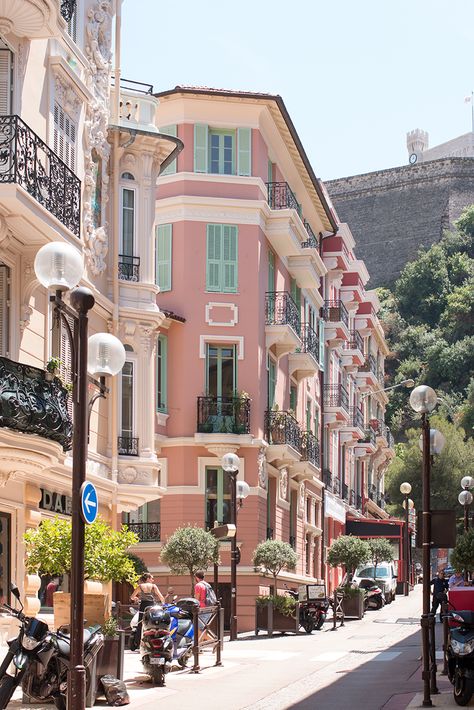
[352,561,398,603]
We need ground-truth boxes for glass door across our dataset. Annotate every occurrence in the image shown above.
[205,345,236,431]
[205,467,231,529]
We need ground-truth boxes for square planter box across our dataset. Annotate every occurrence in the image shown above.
[342,593,365,619]
[255,601,299,635]
[53,591,109,628]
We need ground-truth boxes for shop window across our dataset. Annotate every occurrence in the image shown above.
[205,467,231,530]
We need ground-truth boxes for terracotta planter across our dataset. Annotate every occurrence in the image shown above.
[342,592,365,619]
[255,601,299,635]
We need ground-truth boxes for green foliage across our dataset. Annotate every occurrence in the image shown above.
[451,529,474,574]
[255,594,296,617]
[24,517,139,585]
[336,585,365,599]
[367,538,394,576]
[102,617,118,638]
[126,552,148,577]
[161,526,219,592]
[326,535,371,576]
[252,540,298,586]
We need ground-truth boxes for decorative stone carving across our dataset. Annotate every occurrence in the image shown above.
[83,0,113,275]
[279,467,288,501]
[119,467,137,484]
[257,448,267,489]
[298,482,305,517]
[54,74,82,121]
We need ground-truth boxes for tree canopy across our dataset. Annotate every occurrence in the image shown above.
[451,529,474,574]
[367,538,394,577]
[160,525,219,593]
[326,535,371,577]
[252,540,298,588]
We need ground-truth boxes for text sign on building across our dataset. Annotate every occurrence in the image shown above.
[39,489,72,516]
[80,482,98,525]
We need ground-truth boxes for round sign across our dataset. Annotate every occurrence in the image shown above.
[80,481,98,525]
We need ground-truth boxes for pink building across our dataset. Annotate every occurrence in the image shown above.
[125,87,394,631]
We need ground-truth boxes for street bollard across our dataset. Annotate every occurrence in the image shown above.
[215,602,223,667]
[429,612,439,695]
[191,607,200,673]
[441,600,449,675]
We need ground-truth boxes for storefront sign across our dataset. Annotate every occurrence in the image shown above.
[39,489,72,516]
[324,493,346,524]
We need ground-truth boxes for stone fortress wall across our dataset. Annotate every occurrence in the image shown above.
[325,157,474,287]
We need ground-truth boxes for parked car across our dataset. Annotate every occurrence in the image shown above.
[352,562,398,603]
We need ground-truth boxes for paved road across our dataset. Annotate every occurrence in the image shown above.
[10,586,458,710]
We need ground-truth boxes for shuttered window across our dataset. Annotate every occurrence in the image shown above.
[0,264,9,357]
[0,46,12,116]
[160,124,177,175]
[206,224,238,293]
[53,103,77,171]
[290,278,301,312]
[67,6,77,42]
[268,358,276,409]
[237,127,251,176]
[51,310,74,416]
[156,335,168,413]
[121,188,135,256]
[155,224,172,292]
[194,124,208,173]
[194,124,251,176]
[319,319,325,371]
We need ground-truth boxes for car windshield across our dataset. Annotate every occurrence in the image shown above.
[357,566,389,578]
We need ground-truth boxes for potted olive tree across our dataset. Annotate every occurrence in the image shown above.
[161,525,219,594]
[367,538,396,600]
[252,539,298,635]
[327,535,370,619]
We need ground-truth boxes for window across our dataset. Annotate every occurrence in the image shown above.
[156,335,167,413]
[306,400,311,432]
[53,103,77,171]
[160,125,177,175]
[206,224,238,293]
[194,124,251,176]
[0,41,12,116]
[51,309,74,416]
[66,4,78,42]
[121,361,134,439]
[155,224,172,291]
[205,467,231,529]
[290,278,301,312]
[268,250,275,293]
[121,172,135,180]
[121,188,135,256]
[206,344,236,398]
[268,357,276,409]
[289,384,297,413]
[0,264,9,357]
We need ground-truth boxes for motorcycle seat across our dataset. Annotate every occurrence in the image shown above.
[55,629,92,657]
[453,611,474,626]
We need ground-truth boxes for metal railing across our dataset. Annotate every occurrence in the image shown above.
[356,494,362,510]
[300,430,320,468]
[368,484,376,501]
[126,521,161,542]
[323,469,333,491]
[344,330,364,352]
[0,115,81,236]
[289,535,296,550]
[0,356,72,450]
[117,436,139,456]
[302,221,320,249]
[349,407,364,430]
[118,254,140,282]
[265,410,301,452]
[266,181,299,212]
[111,77,154,95]
[333,477,341,496]
[342,483,349,501]
[360,353,377,376]
[265,291,301,337]
[266,527,274,540]
[60,0,76,21]
[323,384,349,411]
[349,489,356,506]
[197,396,251,435]
[300,323,319,362]
[323,300,349,329]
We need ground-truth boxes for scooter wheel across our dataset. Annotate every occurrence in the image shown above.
[178,651,192,668]
[150,668,165,686]
[315,614,326,630]
[454,672,474,706]
[303,618,315,634]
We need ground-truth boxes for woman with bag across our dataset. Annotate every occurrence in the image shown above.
[131,573,164,646]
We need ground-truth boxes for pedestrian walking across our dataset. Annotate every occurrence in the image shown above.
[430,570,449,620]
[130,573,164,647]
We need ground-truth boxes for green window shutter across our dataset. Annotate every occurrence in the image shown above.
[268,359,276,409]
[237,127,251,176]
[157,334,168,412]
[290,278,301,310]
[290,385,297,412]
[268,250,275,292]
[194,124,208,173]
[155,224,172,291]
[319,319,325,371]
[267,159,273,184]
[206,224,222,291]
[160,124,177,175]
[222,225,238,292]
[306,400,311,431]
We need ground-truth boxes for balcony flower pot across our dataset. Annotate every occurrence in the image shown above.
[255,596,299,636]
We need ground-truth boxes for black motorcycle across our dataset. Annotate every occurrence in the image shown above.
[285,588,328,633]
[359,579,385,610]
[0,582,103,709]
[446,610,474,706]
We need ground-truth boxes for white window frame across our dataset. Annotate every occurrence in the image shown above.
[119,184,137,257]
[119,353,138,440]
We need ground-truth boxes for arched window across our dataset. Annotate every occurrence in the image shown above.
[121,172,135,181]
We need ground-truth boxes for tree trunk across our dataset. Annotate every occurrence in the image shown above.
[190,573,195,596]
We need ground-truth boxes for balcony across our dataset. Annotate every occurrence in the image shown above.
[265,291,301,358]
[349,489,356,507]
[266,182,299,212]
[288,323,320,381]
[342,330,365,370]
[126,521,161,542]
[117,436,139,456]
[322,300,350,345]
[197,396,250,435]
[265,410,301,463]
[0,356,72,451]
[323,468,333,491]
[301,221,320,250]
[0,115,81,237]
[356,494,362,510]
[1,0,71,39]
[333,477,341,496]
[266,527,274,540]
[355,353,379,389]
[368,484,376,501]
[342,483,349,501]
[291,429,321,480]
[323,384,349,426]
[118,255,140,282]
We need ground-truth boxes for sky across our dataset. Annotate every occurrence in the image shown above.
[119,0,474,181]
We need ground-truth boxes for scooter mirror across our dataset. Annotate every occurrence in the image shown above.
[10,583,20,601]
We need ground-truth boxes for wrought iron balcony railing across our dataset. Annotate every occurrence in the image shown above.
[323,384,349,411]
[349,489,356,506]
[368,484,376,501]
[359,427,377,447]
[350,407,364,430]
[323,469,333,491]
[197,395,250,435]
[118,254,140,282]
[344,330,364,352]
[117,436,139,456]
[360,353,377,376]
[289,535,296,550]
[266,181,299,212]
[265,291,301,337]
[356,494,362,510]
[333,477,341,496]
[342,483,349,501]
[323,300,349,329]
[300,430,320,468]
[300,323,319,363]
[126,521,161,542]
[0,356,72,450]
[302,220,320,250]
[265,410,301,453]
[60,0,77,21]
[266,527,274,540]
[0,115,81,237]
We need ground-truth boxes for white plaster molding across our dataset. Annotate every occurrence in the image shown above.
[205,302,238,327]
[53,72,82,121]
[199,335,244,359]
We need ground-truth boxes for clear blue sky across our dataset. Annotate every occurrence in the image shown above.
[120,0,474,181]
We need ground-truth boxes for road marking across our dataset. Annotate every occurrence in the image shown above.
[311,651,347,662]
[372,651,401,661]
[222,649,299,661]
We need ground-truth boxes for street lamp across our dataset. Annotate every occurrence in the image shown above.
[409,384,441,707]
[221,452,249,641]
[459,490,473,532]
[34,242,125,709]
[400,482,412,596]
[360,378,415,400]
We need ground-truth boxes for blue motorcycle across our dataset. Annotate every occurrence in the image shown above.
[165,598,199,667]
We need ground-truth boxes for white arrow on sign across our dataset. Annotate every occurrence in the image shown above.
[84,492,97,516]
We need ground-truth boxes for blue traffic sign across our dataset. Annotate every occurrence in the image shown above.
[80,482,98,525]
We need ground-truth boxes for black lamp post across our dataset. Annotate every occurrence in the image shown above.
[400,482,412,596]
[34,243,126,709]
[460,476,474,532]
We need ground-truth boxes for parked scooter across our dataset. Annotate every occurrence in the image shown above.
[0,582,103,710]
[359,579,385,610]
[285,587,328,633]
[446,610,474,706]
